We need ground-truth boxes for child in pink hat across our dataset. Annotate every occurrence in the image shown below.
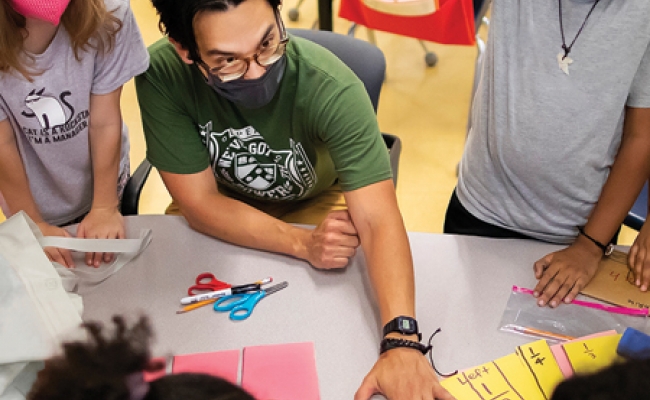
[0,0,149,268]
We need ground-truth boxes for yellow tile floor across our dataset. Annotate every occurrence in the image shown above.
[0,0,638,245]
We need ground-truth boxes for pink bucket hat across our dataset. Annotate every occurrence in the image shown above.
[11,0,72,25]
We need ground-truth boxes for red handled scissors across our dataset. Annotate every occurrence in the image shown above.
[188,273,231,295]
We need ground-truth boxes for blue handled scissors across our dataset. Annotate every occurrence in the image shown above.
[213,281,288,320]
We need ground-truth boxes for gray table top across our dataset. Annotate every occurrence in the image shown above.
[79,215,567,400]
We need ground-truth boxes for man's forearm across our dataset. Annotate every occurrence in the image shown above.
[357,214,416,325]
[346,180,416,326]
[181,192,312,260]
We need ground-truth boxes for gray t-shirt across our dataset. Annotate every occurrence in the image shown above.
[457,0,650,244]
[0,0,149,226]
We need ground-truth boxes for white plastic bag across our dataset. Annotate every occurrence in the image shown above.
[499,285,649,343]
[0,212,83,399]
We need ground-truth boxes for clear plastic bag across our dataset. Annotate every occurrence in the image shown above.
[499,286,649,343]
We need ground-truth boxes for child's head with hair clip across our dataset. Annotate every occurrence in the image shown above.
[27,315,255,400]
[551,358,650,400]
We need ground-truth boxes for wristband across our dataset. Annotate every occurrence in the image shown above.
[380,338,431,355]
[577,227,614,256]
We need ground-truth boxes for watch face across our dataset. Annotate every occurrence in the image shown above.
[400,320,412,331]
[398,317,417,333]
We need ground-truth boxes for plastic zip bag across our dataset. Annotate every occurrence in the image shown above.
[499,285,649,343]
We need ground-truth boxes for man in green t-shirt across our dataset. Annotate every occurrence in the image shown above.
[137,0,453,398]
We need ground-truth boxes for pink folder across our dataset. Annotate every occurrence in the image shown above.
[172,349,241,384]
[241,342,321,400]
[143,357,169,382]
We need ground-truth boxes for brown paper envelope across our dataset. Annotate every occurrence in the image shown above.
[580,250,650,309]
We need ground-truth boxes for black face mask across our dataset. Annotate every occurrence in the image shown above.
[204,55,286,109]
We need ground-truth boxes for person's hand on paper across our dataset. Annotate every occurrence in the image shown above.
[533,236,602,307]
[304,210,360,269]
[36,221,75,268]
[77,206,125,267]
[355,347,455,400]
[629,220,650,291]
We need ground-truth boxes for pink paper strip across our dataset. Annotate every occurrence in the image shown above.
[550,330,618,378]
[172,349,240,384]
[241,342,320,400]
[512,286,649,316]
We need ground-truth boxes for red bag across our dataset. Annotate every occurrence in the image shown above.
[339,0,475,45]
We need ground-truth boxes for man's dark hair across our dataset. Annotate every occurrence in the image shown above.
[28,315,255,400]
[551,358,650,400]
[151,0,282,61]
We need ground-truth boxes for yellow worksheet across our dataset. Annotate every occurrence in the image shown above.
[515,340,565,399]
[562,334,624,375]
[441,353,546,400]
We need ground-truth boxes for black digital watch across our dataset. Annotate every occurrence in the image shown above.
[382,316,422,341]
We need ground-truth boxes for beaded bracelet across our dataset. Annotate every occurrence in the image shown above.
[379,338,431,355]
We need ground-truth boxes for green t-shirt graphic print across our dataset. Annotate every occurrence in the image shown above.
[199,123,316,200]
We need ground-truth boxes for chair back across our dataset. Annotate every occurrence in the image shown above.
[288,29,400,185]
[288,29,386,112]
[473,0,491,30]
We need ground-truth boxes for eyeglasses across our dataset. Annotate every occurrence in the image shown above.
[198,8,289,83]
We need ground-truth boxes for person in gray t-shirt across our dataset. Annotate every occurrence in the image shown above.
[0,0,149,268]
[446,1,650,307]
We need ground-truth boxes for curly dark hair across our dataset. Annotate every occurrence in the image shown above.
[27,315,254,400]
[150,0,281,62]
[551,358,650,400]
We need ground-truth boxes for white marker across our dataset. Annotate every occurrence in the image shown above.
[180,277,272,305]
